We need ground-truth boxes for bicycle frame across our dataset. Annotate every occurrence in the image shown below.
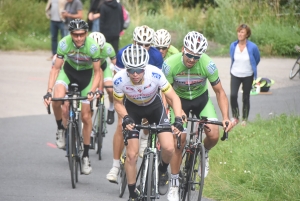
[123,124,171,201]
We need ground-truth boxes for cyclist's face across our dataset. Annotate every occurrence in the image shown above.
[71,31,87,47]
[127,69,145,85]
[182,47,200,68]
[134,41,151,51]
[156,46,169,58]
[237,29,248,41]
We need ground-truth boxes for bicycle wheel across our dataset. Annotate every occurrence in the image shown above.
[187,144,205,201]
[180,151,190,201]
[119,149,127,198]
[75,123,83,183]
[289,56,300,79]
[68,123,76,189]
[146,152,155,201]
[97,104,104,160]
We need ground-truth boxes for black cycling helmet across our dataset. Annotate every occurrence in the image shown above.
[68,19,89,32]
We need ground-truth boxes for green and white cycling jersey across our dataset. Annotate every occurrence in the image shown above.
[100,42,116,64]
[56,35,100,98]
[164,45,179,60]
[57,35,101,70]
[162,53,220,100]
[99,42,115,81]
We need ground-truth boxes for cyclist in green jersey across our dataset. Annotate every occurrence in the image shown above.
[43,19,102,175]
[154,29,179,60]
[162,31,233,201]
[89,32,116,124]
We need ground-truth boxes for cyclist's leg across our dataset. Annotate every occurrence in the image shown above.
[197,98,219,150]
[79,75,94,175]
[146,95,174,195]
[168,99,190,199]
[106,114,124,182]
[103,62,115,124]
[169,105,188,176]
[53,70,69,148]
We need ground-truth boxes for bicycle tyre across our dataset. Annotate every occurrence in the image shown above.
[147,152,155,201]
[75,123,83,183]
[187,144,205,201]
[180,152,191,201]
[97,104,104,160]
[68,123,76,189]
[119,150,127,198]
[289,56,300,79]
[140,154,148,201]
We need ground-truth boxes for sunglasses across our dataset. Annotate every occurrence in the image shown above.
[183,49,201,60]
[156,46,168,51]
[127,68,145,74]
[71,32,86,38]
[137,43,151,48]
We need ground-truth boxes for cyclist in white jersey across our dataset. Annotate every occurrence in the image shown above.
[106,25,164,183]
[113,44,184,201]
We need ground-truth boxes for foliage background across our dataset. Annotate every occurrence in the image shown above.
[0,0,299,56]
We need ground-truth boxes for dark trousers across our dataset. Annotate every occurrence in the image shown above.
[50,20,66,55]
[230,73,254,121]
[105,35,120,53]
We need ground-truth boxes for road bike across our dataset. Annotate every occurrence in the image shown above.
[47,83,86,189]
[119,126,180,199]
[90,92,107,160]
[179,116,228,201]
[289,45,300,79]
[123,123,172,201]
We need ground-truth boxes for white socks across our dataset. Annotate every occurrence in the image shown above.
[113,159,120,168]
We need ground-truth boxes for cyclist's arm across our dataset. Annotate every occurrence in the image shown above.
[111,58,116,66]
[113,97,127,119]
[211,82,232,131]
[162,84,182,118]
[92,60,102,92]
[47,57,64,93]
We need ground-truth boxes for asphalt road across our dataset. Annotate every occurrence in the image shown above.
[0,51,299,201]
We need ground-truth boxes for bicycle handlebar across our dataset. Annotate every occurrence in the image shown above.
[47,96,87,114]
[122,124,172,147]
[186,117,229,141]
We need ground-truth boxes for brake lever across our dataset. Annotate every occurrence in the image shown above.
[221,121,229,141]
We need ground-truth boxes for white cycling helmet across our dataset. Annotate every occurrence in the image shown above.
[183,31,208,55]
[154,29,171,47]
[89,32,106,49]
[122,44,149,69]
[133,25,154,44]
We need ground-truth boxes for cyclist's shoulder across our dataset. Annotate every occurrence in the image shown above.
[113,69,128,85]
[58,35,72,51]
[168,45,180,54]
[148,47,163,58]
[103,43,115,55]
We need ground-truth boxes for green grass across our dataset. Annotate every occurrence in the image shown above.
[204,114,300,200]
[1,0,299,56]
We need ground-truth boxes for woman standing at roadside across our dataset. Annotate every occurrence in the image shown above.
[229,24,260,126]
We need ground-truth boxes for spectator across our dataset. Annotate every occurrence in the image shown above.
[45,0,67,61]
[62,0,83,35]
[229,24,260,126]
[99,0,124,53]
[88,0,104,32]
